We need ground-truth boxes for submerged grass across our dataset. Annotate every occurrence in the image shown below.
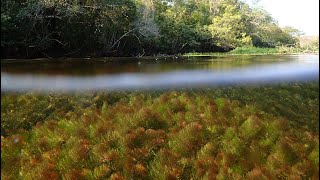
[1,82,319,179]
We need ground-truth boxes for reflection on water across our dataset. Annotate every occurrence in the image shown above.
[1,56,295,76]
[1,55,319,92]
[1,55,313,75]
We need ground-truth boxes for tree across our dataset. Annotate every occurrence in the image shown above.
[244,7,299,47]
[1,0,137,57]
[208,0,252,49]
[1,0,304,57]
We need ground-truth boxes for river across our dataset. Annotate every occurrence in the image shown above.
[1,54,319,179]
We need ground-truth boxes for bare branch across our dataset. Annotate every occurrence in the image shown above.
[107,28,137,52]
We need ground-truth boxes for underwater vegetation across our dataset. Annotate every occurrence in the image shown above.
[1,82,319,179]
[196,81,319,132]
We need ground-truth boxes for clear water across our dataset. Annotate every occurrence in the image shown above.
[1,55,319,179]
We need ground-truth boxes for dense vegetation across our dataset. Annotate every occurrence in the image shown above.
[2,82,319,179]
[1,0,301,58]
[298,36,319,53]
[184,46,319,56]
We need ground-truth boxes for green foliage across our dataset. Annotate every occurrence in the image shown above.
[1,0,300,57]
[208,0,252,48]
[297,35,319,53]
[185,45,318,56]
[228,46,280,54]
[245,8,299,48]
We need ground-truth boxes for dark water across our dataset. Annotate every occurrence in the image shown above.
[1,55,319,179]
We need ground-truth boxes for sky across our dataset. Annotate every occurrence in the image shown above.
[245,0,319,36]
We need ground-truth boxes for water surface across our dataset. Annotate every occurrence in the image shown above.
[2,55,318,92]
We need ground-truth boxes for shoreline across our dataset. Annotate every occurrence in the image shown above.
[1,52,318,62]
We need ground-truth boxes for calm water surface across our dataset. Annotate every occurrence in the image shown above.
[1,55,318,92]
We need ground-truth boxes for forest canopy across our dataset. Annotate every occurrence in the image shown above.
[1,0,300,57]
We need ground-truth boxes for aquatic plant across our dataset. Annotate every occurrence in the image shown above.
[1,83,319,179]
[239,115,263,140]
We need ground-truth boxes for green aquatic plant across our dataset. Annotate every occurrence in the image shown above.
[239,115,263,140]
[309,146,319,166]
[221,127,245,157]
[246,167,269,180]
[1,93,66,135]
[168,122,206,157]
[136,107,168,130]
[1,84,319,179]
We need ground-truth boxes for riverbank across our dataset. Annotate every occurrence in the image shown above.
[184,47,319,57]
[3,47,317,61]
